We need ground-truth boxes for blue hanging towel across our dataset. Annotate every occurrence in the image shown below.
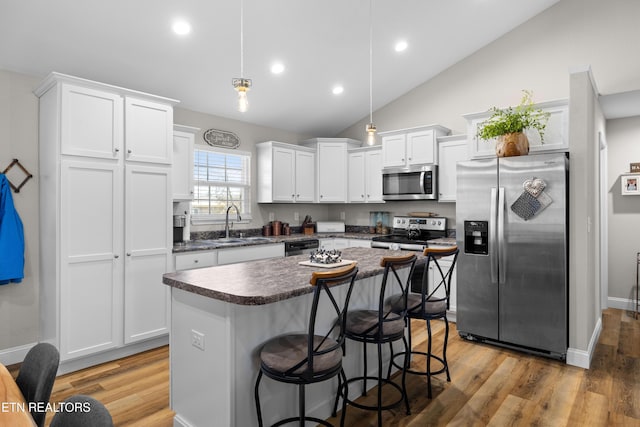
[0,174,25,284]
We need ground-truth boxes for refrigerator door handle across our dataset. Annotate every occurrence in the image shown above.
[498,187,506,284]
[490,187,498,284]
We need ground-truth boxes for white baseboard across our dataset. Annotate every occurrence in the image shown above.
[0,342,38,366]
[566,316,602,369]
[58,335,169,375]
[608,296,639,313]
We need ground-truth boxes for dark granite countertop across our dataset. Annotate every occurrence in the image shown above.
[163,247,425,306]
[172,232,379,253]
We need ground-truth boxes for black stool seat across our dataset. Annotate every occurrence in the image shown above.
[259,334,342,380]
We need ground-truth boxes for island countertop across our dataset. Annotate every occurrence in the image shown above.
[162,247,423,306]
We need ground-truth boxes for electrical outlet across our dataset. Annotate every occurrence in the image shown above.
[269,212,275,222]
[340,211,346,220]
[294,212,299,221]
[191,330,205,351]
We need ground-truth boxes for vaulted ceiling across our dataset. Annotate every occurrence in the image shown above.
[0,0,560,136]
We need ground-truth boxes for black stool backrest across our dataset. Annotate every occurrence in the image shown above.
[373,253,418,339]
[291,262,359,380]
[416,246,459,313]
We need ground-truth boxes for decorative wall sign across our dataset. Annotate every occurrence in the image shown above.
[631,162,640,173]
[203,128,240,149]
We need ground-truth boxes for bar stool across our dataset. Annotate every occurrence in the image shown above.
[387,246,459,398]
[336,253,417,427]
[254,262,359,427]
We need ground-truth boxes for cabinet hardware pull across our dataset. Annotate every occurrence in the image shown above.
[114,255,119,259]
[194,260,198,263]
[115,148,120,153]
[127,149,132,154]
[126,253,131,256]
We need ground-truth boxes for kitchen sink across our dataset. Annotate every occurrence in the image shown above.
[241,237,274,242]
[195,237,275,246]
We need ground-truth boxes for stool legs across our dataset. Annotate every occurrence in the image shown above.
[255,371,264,427]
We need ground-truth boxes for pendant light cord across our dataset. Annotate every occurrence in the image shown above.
[369,0,373,124]
[240,0,244,78]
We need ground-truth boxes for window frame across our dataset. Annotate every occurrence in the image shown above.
[190,146,252,225]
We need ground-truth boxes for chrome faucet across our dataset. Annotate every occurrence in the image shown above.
[225,204,242,238]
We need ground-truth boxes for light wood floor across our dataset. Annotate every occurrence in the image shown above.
[9,308,640,426]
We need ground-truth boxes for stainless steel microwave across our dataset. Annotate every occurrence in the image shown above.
[382,165,438,201]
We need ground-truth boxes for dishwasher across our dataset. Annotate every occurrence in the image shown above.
[284,239,319,256]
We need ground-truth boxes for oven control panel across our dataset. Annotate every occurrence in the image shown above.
[392,216,447,232]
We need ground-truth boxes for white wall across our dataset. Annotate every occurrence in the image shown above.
[0,70,40,355]
[338,0,640,141]
[606,116,640,309]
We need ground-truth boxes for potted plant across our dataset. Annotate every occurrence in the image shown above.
[476,90,551,157]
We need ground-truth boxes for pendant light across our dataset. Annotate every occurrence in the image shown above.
[232,0,251,112]
[365,0,376,146]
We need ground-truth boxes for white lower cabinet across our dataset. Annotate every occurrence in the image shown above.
[175,251,218,271]
[217,244,285,265]
[60,160,123,359]
[123,165,172,344]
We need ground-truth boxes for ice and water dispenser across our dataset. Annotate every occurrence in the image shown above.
[464,221,488,255]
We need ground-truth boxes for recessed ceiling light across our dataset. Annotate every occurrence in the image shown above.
[394,40,408,52]
[271,62,285,74]
[172,20,191,36]
[332,86,344,95]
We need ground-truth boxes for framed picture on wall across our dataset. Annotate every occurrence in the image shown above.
[621,174,640,195]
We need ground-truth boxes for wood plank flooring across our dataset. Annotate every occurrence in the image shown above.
[8,307,640,426]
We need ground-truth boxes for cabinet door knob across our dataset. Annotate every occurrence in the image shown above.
[361,194,364,198]
[292,194,295,199]
[296,194,300,198]
[126,252,131,257]
[114,148,120,153]
[127,149,132,154]
[408,157,412,161]
[194,259,198,263]
[114,254,119,259]
[367,194,370,198]
[320,195,323,199]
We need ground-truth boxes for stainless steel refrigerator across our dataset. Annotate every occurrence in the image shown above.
[455,152,568,358]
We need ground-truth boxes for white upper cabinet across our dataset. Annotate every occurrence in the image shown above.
[125,97,174,164]
[464,99,569,159]
[60,83,123,159]
[381,125,451,168]
[301,138,361,203]
[437,135,468,202]
[295,149,316,202]
[173,125,199,200]
[348,146,384,203]
[256,141,316,203]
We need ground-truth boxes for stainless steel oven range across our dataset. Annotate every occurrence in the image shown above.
[370,216,447,251]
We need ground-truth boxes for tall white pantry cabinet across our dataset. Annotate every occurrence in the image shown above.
[35,73,177,369]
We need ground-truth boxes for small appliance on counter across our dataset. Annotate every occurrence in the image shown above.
[173,215,186,245]
[316,221,345,233]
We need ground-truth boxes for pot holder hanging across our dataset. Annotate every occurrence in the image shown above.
[511,177,553,220]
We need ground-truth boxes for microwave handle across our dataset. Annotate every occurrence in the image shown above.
[420,171,426,194]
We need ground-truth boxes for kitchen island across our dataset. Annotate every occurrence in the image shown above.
[162,247,421,427]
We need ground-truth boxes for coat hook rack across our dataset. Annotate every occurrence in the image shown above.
[2,159,33,193]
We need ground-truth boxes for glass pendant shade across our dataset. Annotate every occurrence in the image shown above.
[233,78,251,113]
[365,123,377,146]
